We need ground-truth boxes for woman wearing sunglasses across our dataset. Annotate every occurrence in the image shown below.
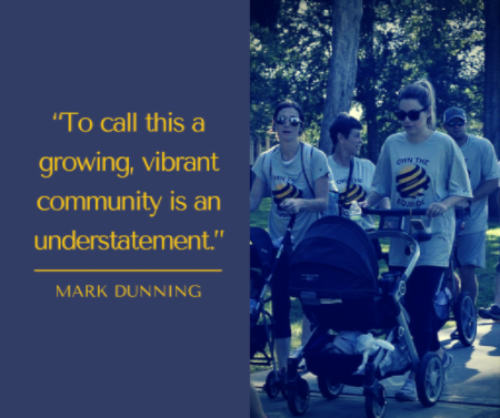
[362,79,472,401]
[250,100,330,383]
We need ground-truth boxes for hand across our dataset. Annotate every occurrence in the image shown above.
[426,202,448,217]
[358,200,369,209]
[455,200,470,209]
[357,200,369,214]
[280,198,302,214]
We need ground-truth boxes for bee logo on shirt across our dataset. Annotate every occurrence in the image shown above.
[339,184,367,207]
[396,164,431,198]
[272,183,303,205]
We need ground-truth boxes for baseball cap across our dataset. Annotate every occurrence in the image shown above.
[443,107,467,124]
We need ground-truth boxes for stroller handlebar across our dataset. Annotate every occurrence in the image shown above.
[362,208,428,217]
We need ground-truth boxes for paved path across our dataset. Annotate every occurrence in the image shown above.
[251,321,500,417]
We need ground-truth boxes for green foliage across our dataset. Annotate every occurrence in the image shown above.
[356,0,485,161]
[251,0,332,146]
[251,0,486,160]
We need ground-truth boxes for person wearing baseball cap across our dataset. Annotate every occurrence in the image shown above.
[442,106,499,335]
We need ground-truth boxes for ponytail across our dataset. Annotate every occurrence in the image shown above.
[400,79,436,130]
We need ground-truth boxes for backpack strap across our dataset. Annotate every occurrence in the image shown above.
[346,157,355,193]
[264,142,336,198]
[300,142,315,196]
[301,142,338,195]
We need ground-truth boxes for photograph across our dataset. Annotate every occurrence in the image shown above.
[249,1,500,417]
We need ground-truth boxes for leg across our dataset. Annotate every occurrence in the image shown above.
[448,271,461,298]
[271,251,291,371]
[396,266,444,402]
[275,338,291,371]
[300,315,311,346]
[495,270,500,306]
[459,265,478,303]
[478,265,500,320]
[405,266,443,357]
[455,231,486,304]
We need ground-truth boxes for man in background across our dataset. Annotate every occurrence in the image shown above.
[443,107,499,334]
[478,160,500,321]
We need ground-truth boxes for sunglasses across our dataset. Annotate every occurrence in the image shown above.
[275,116,302,126]
[446,120,465,127]
[394,108,426,121]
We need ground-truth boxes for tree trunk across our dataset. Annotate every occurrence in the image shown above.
[365,97,379,163]
[484,0,500,221]
[360,0,378,163]
[484,0,500,153]
[319,0,363,155]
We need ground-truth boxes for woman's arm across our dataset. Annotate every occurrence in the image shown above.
[360,192,384,209]
[427,195,468,217]
[250,177,266,213]
[279,174,328,213]
[377,197,391,209]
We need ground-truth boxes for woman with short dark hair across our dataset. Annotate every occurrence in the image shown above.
[328,112,389,227]
[250,100,330,381]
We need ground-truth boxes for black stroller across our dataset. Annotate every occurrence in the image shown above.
[250,215,296,399]
[250,227,275,369]
[286,210,445,418]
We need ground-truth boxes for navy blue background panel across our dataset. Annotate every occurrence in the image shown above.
[0,1,249,417]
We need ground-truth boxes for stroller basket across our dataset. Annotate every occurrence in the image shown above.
[305,333,411,387]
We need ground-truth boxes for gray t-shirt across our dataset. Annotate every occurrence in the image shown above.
[371,131,472,267]
[252,145,330,248]
[328,156,376,230]
[458,134,499,235]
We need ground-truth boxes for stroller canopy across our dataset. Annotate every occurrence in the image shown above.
[250,227,275,278]
[290,216,379,300]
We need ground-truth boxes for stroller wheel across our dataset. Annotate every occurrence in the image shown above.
[364,383,386,418]
[264,370,280,399]
[317,376,343,400]
[416,353,444,407]
[287,377,310,416]
[455,291,477,347]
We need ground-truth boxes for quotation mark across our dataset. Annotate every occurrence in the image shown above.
[210,230,224,250]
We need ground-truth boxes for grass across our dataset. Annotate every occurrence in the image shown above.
[250,200,499,370]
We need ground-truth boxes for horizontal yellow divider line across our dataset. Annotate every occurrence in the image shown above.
[34,269,222,273]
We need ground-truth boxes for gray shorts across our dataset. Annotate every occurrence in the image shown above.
[455,231,486,269]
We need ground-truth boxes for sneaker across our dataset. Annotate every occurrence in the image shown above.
[478,304,500,320]
[395,378,417,402]
[450,329,460,340]
[442,350,454,371]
